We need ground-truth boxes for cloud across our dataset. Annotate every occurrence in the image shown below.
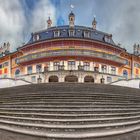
[30,0,56,32]
[93,0,140,52]
[56,0,140,53]
[0,0,56,52]
[0,0,26,51]
[0,0,140,53]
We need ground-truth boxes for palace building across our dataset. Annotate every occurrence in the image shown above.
[0,11,140,84]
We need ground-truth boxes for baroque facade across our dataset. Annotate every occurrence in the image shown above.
[0,11,140,84]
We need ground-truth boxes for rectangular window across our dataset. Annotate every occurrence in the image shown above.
[94,67,99,72]
[31,76,36,83]
[84,31,90,38]
[101,65,107,73]
[0,70,2,75]
[45,62,50,71]
[69,30,75,37]
[54,31,60,37]
[134,63,140,68]
[3,75,7,78]
[107,77,112,83]
[4,68,8,74]
[125,60,130,66]
[27,66,32,74]
[0,64,2,69]
[68,61,76,70]
[111,67,116,75]
[84,62,90,71]
[36,64,42,73]
[53,62,60,71]
[136,69,139,75]
[33,34,40,41]
[3,62,8,67]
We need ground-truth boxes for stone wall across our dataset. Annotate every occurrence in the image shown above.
[111,78,140,89]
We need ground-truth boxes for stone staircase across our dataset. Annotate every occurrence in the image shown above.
[0,83,140,140]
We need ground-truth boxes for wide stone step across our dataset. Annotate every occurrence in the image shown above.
[1,90,140,97]
[0,96,135,100]
[0,122,140,139]
[0,101,139,106]
[0,109,140,116]
[0,115,140,125]
[0,108,139,112]
[0,98,138,104]
[0,83,140,139]
[0,122,140,140]
[0,99,133,105]
[1,92,140,97]
[0,119,140,135]
[1,93,139,98]
[0,111,140,119]
[0,104,140,109]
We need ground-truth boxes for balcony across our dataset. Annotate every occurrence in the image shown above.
[16,50,127,65]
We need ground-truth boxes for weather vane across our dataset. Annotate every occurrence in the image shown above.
[48,12,51,18]
[70,4,74,12]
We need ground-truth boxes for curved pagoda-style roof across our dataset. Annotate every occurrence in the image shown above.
[26,25,116,46]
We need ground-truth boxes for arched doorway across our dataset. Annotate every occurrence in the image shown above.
[49,76,59,83]
[123,70,128,79]
[15,69,20,77]
[84,76,94,83]
[65,75,78,82]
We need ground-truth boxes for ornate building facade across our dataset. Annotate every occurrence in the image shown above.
[0,11,140,84]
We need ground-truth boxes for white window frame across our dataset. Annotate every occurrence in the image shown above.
[54,30,60,38]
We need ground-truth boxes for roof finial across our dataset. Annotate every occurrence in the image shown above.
[69,3,75,28]
[47,13,52,28]
[92,15,97,30]
[70,4,74,12]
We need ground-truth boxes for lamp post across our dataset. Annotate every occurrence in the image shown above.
[78,64,84,83]
[43,66,49,83]
[37,65,42,84]
[58,64,65,82]
[101,75,105,84]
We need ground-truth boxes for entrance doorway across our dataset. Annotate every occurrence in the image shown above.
[49,76,59,83]
[65,75,78,82]
[84,76,94,83]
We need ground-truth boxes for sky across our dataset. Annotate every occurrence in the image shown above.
[0,0,140,53]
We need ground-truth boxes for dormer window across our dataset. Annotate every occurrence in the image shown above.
[84,31,90,38]
[104,35,111,43]
[54,30,60,38]
[33,34,40,41]
[69,30,75,37]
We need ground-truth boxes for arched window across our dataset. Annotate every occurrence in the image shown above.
[123,70,128,78]
[49,76,59,83]
[15,69,20,76]
[84,76,94,83]
[65,75,78,82]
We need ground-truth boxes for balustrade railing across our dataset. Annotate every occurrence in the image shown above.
[16,50,127,65]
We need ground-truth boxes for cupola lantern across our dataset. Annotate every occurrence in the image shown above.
[92,17,97,30]
[69,5,75,28]
[47,17,52,28]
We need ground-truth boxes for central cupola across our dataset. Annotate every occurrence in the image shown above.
[69,10,75,28]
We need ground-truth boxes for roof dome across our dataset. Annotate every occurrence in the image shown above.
[69,11,75,17]
[57,16,65,26]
